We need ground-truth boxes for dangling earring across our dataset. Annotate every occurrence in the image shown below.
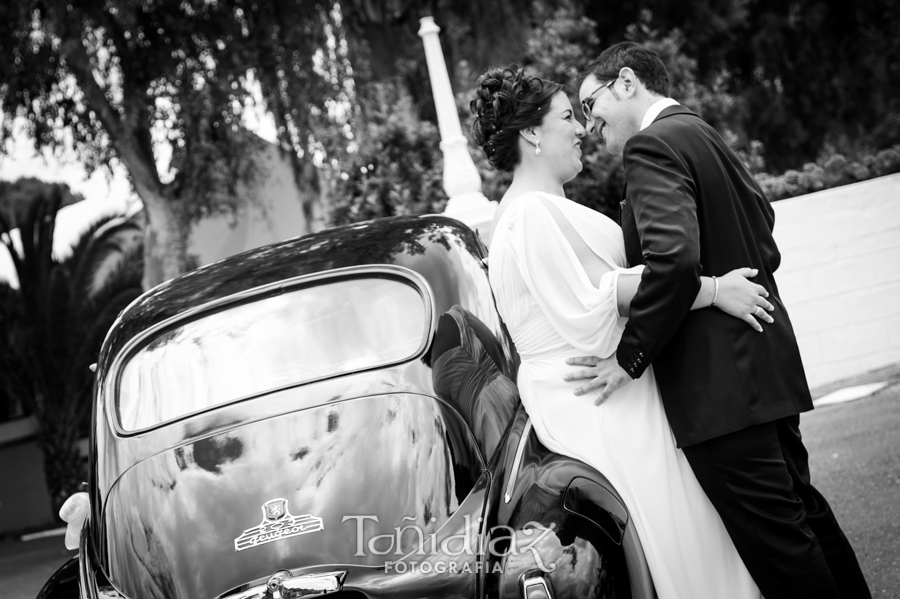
[534,140,541,156]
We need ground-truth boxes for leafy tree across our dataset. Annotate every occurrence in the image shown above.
[0,0,348,289]
[585,0,900,170]
[585,0,750,79]
[327,83,447,225]
[727,0,900,170]
[0,179,143,512]
[339,0,537,121]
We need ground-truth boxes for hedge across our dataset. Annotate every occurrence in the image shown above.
[754,145,900,201]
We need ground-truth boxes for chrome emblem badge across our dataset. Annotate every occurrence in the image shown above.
[234,498,324,552]
[265,499,286,521]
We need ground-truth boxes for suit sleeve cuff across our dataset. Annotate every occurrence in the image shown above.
[617,349,647,379]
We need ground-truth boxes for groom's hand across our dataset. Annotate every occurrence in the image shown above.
[563,355,632,406]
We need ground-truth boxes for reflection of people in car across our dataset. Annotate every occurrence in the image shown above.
[471,66,773,598]
[429,305,518,459]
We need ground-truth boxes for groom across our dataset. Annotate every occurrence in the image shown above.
[567,42,870,599]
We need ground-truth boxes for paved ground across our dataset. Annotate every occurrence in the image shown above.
[3,365,898,599]
[802,363,900,598]
[0,534,72,599]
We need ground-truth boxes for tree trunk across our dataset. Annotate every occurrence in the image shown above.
[141,192,189,290]
[51,33,184,290]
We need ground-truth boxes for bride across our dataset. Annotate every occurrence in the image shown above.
[471,66,769,598]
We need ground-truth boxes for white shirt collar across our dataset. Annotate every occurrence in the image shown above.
[640,98,679,131]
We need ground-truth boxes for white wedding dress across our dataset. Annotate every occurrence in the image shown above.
[489,192,762,599]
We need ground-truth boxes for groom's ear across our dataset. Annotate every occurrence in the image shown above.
[618,67,639,98]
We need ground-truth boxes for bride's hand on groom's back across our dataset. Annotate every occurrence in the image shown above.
[715,268,775,332]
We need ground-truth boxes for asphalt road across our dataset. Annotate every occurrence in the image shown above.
[802,373,900,598]
[0,534,72,599]
[2,373,898,599]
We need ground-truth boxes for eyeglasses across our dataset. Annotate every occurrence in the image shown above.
[581,78,615,121]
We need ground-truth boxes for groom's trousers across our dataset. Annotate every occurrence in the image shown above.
[682,414,870,599]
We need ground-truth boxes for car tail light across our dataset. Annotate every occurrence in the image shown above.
[519,570,554,599]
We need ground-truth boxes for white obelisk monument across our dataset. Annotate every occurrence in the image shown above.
[418,16,497,244]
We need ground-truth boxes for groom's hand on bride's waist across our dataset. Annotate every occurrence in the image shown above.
[563,355,631,406]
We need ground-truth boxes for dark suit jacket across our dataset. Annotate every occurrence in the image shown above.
[617,104,812,447]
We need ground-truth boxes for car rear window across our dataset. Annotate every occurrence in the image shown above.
[117,276,428,432]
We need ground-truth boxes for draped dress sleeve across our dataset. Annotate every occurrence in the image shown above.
[501,192,644,359]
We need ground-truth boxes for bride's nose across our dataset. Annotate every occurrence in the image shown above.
[576,122,586,137]
[584,118,596,136]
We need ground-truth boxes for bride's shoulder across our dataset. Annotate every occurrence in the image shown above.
[500,191,564,218]
[490,193,545,250]
[493,192,542,227]
[525,192,617,227]
[507,191,548,209]
[551,196,620,229]
[495,191,614,235]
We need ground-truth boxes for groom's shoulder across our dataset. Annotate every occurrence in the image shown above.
[626,107,709,154]
[649,105,705,134]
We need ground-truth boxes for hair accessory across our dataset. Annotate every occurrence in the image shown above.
[534,140,541,156]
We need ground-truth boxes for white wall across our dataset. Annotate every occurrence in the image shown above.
[188,143,325,266]
[773,173,900,389]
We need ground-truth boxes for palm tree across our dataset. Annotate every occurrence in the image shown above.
[0,181,143,513]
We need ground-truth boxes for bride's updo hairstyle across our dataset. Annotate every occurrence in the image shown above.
[471,66,565,172]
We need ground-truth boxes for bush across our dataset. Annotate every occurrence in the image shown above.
[754,144,900,201]
[873,148,900,176]
[326,84,448,226]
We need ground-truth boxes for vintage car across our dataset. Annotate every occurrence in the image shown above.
[38,215,656,599]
